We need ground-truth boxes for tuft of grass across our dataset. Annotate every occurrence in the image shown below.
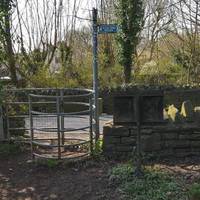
[109,164,187,200]
[188,183,200,200]
[36,159,60,169]
[92,139,103,158]
[46,159,60,168]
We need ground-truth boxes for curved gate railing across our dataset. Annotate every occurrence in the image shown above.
[29,89,95,160]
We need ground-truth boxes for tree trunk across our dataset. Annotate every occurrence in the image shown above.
[124,64,132,84]
[4,1,18,87]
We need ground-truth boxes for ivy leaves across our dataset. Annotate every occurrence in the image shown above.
[116,0,144,83]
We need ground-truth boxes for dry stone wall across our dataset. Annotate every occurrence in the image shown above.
[103,122,200,158]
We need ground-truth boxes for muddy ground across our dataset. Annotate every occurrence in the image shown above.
[0,151,120,200]
[1,151,200,200]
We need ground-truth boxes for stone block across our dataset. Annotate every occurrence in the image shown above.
[158,149,174,157]
[164,141,177,148]
[141,129,153,135]
[191,147,200,153]
[193,131,200,134]
[174,148,192,157]
[164,140,190,149]
[191,141,200,147]
[175,140,191,148]
[102,144,116,152]
[115,145,134,152]
[103,136,121,145]
[175,152,192,158]
[112,127,130,136]
[103,151,118,158]
[179,133,192,140]
[103,125,130,137]
[174,147,191,152]
[190,152,200,156]
[190,133,200,140]
[121,137,136,145]
[141,133,161,152]
[162,132,178,140]
[129,129,137,136]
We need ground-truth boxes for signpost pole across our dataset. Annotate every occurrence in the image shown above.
[92,8,99,143]
[92,11,118,144]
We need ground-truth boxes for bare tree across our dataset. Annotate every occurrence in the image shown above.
[166,0,200,83]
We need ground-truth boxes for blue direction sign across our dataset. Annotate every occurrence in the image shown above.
[98,24,119,34]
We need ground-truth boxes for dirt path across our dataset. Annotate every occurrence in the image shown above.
[0,153,120,200]
[2,151,200,200]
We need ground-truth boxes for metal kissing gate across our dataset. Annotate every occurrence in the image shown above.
[29,89,95,160]
[2,88,96,160]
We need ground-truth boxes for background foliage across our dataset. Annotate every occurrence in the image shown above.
[0,0,200,89]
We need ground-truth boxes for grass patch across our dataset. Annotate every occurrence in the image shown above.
[109,164,188,200]
[45,159,60,168]
[35,159,61,169]
[91,139,104,160]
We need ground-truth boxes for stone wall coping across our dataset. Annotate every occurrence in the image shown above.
[100,87,200,94]
[104,122,200,132]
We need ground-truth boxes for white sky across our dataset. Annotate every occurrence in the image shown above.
[14,0,99,50]
[17,0,97,20]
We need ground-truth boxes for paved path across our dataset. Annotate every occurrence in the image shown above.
[25,114,113,140]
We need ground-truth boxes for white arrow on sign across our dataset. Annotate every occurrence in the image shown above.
[98,24,119,34]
